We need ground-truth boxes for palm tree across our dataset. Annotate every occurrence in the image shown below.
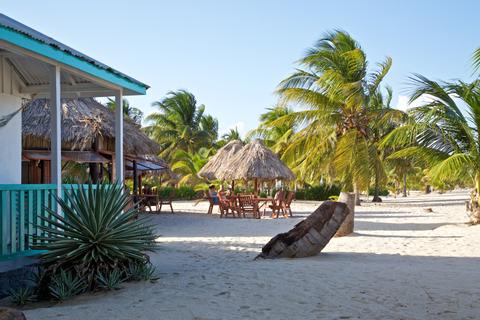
[368,87,406,201]
[221,127,241,142]
[272,30,393,203]
[145,90,218,160]
[381,74,480,222]
[249,105,295,156]
[201,114,219,143]
[171,148,213,187]
[106,98,143,125]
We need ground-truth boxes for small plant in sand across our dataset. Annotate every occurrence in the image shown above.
[127,261,158,282]
[96,269,126,290]
[7,287,36,306]
[48,270,87,301]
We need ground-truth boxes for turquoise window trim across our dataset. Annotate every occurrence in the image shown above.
[0,26,148,95]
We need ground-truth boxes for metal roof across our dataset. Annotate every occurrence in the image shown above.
[0,14,149,95]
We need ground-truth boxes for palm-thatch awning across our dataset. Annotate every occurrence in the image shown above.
[198,140,244,181]
[23,150,109,163]
[22,98,160,156]
[217,140,295,181]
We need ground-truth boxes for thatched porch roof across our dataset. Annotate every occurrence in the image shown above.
[198,140,244,181]
[217,140,295,181]
[22,98,160,156]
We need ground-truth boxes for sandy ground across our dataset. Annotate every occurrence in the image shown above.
[23,190,480,320]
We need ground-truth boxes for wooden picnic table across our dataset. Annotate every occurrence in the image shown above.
[255,197,274,216]
[227,195,274,219]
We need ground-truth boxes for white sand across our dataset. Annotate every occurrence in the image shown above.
[24,190,480,320]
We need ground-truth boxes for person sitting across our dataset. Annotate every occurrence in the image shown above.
[218,185,226,197]
[226,185,233,196]
[208,185,219,205]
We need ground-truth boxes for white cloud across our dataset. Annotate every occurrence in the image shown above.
[395,94,435,111]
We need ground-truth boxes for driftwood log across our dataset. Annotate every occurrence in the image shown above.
[256,201,350,259]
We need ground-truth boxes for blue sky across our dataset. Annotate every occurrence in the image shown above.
[3,1,479,136]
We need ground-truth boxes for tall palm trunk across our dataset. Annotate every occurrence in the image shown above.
[469,172,480,224]
[402,173,407,197]
[354,182,361,206]
[372,169,382,202]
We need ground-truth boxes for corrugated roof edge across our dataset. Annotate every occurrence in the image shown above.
[0,14,149,93]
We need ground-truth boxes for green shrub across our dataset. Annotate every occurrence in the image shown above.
[368,187,389,196]
[295,185,342,201]
[175,186,197,199]
[7,287,36,306]
[34,183,158,290]
[157,186,198,200]
[48,270,87,301]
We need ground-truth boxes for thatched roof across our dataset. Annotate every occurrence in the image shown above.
[22,98,160,156]
[198,140,244,181]
[217,140,295,181]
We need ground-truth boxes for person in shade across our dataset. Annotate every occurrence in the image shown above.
[208,185,219,204]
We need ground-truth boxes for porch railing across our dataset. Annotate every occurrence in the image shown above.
[0,184,94,258]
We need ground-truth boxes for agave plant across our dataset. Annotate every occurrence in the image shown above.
[34,183,158,284]
[127,261,158,282]
[48,270,87,301]
[96,269,125,290]
[7,286,36,306]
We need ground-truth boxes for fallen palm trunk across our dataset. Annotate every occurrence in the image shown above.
[256,201,349,259]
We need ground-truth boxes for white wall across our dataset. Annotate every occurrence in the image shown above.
[0,55,25,184]
[0,94,22,183]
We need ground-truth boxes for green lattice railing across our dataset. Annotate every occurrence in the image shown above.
[0,184,95,258]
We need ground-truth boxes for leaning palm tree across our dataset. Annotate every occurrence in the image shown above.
[272,30,393,203]
[382,74,480,222]
[145,90,218,160]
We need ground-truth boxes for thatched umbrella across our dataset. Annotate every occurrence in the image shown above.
[198,139,244,181]
[218,140,295,194]
[22,98,160,156]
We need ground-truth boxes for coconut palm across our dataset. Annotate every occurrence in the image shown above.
[368,86,406,201]
[249,105,295,157]
[201,114,219,143]
[145,90,218,159]
[171,147,213,187]
[381,74,480,221]
[106,98,143,125]
[221,127,241,142]
[272,30,393,200]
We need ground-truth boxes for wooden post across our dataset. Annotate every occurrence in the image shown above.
[133,160,138,196]
[49,65,61,197]
[335,192,355,237]
[138,174,143,195]
[114,91,124,184]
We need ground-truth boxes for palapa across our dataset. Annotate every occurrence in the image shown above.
[22,98,160,156]
[217,140,295,181]
[197,140,244,181]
